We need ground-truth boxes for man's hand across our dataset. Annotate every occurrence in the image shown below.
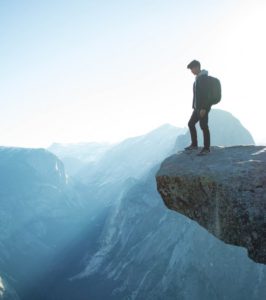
[199,109,206,118]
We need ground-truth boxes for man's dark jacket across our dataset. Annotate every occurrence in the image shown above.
[192,70,210,110]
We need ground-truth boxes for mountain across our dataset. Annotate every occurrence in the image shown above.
[0,124,184,299]
[48,142,111,176]
[62,165,266,300]
[77,124,185,183]
[49,124,184,180]
[0,147,96,299]
[1,113,265,300]
[53,110,265,299]
[69,124,185,214]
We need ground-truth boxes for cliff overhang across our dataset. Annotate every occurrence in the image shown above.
[156,146,266,264]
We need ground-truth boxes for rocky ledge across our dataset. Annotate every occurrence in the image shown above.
[156,146,266,264]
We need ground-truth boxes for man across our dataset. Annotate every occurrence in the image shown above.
[185,60,211,156]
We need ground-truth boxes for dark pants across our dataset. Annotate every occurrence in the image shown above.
[188,109,210,149]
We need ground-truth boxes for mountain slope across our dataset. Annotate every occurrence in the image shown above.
[77,124,185,184]
[69,165,266,300]
[1,113,263,300]
[63,110,265,300]
[0,147,93,299]
[0,124,185,299]
[48,142,111,176]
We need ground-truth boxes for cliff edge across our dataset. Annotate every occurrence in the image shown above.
[156,146,266,264]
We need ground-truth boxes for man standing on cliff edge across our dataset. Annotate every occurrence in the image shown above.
[185,60,211,156]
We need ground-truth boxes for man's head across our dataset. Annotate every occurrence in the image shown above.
[187,60,201,75]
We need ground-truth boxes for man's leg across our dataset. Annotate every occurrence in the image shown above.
[188,109,199,147]
[199,109,210,149]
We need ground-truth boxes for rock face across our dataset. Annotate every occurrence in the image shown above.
[0,147,90,299]
[0,276,20,300]
[156,146,266,264]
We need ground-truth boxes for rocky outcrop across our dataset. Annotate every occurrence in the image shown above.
[156,146,266,264]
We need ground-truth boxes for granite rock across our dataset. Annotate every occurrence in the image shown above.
[156,146,266,264]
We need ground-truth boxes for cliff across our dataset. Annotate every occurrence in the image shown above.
[156,146,266,264]
[0,147,72,299]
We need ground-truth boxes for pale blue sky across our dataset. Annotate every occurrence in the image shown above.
[1,0,265,147]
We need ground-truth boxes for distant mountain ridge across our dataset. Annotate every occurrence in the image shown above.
[0,123,184,299]
[49,124,185,180]
[0,112,265,300]
[48,142,111,176]
[57,110,265,300]
[76,124,185,183]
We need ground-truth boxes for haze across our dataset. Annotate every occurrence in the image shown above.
[1,0,265,147]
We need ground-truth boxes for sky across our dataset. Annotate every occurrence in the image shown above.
[1,0,266,148]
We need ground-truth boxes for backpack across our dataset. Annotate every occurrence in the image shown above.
[206,76,221,105]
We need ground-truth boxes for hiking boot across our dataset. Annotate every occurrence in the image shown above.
[185,145,198,151]
[197,148,210,156]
